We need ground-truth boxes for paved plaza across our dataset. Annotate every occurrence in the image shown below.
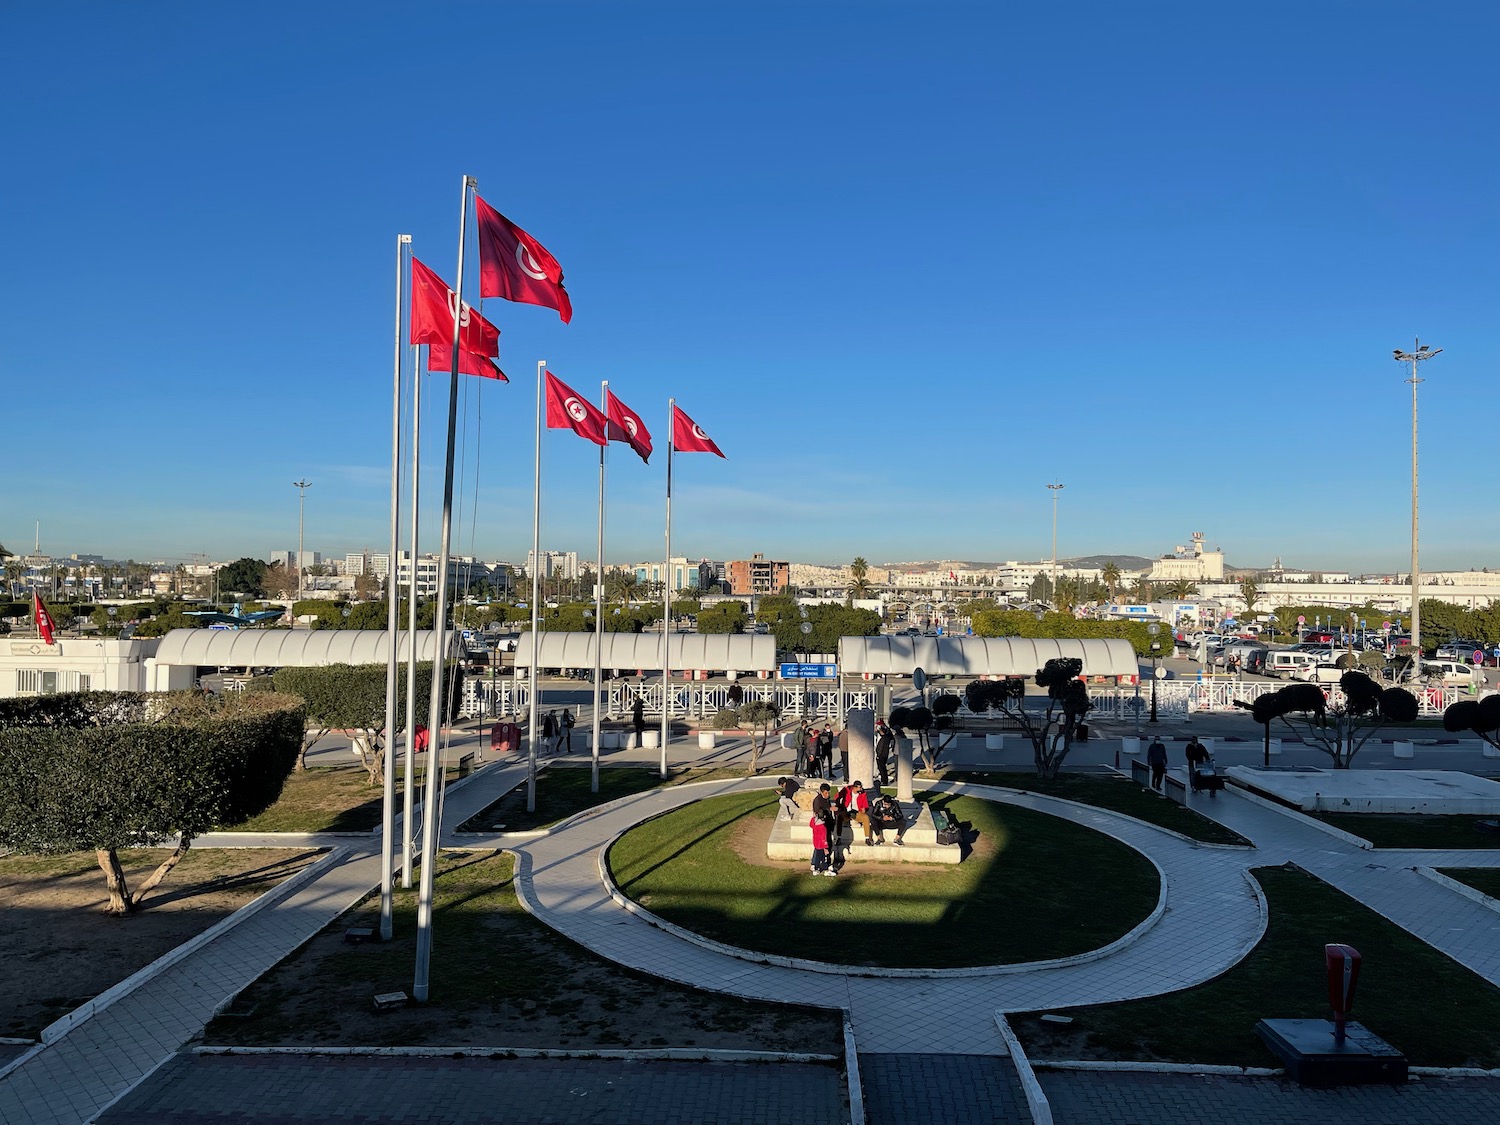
[1,720,1498,1123]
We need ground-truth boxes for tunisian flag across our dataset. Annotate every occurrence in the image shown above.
[34,592,56,645]
[410,256,501,357]
[426,343,508,382]
[671,405,725,458]
[545,372,608,446]
[606,390,652,463]
[475,193,573,324]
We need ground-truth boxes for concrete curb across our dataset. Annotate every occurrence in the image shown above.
[191,1044,838,1062]
[1414,865,1500,916]
[1031,1059,1281,1076]
[842,1014,866,1125]
[39,848,346,1046]
[1096,767,1255,850]
[1226,783,1374,850]
[995,1014,1053,1125]
[593,783,1172,980]
[82,1046,179,1125]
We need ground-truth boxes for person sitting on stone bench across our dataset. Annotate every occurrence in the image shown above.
[840,780,875,846]
[869,792,907,846]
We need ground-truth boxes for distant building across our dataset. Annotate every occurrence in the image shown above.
[344,552,368,577]
[527,550,579,581]
[393,552,489,599]
[627,557,699,593]
[727,553,789,596]
[1148,533,1224,583]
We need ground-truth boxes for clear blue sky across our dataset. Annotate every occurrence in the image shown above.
[4,1,1496,573]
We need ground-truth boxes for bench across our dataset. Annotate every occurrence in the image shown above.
[372,991,409,1011]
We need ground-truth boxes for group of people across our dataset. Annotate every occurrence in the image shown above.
[1144,734,1213,793]
[539,708,576,756]
[779,775,908,877]
[793,716,898,787]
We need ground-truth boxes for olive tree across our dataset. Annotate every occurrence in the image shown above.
[964,658,1092,778]
[1251,672,1418,768]
[737,700,781,774]
[0,691,304,914]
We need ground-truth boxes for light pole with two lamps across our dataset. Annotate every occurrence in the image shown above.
[292,479,312,609]
[1393,339,1439,680]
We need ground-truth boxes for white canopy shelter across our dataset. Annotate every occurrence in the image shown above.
[153,628,455,670]
[514,632,776,672]
[839,636,1139,678]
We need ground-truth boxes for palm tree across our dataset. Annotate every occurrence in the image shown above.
[1101,562,1121,603]
[1166,578,1200,599]
[1239,577,1261,618]
[606,571,639,605]
[1130,576,1154,603]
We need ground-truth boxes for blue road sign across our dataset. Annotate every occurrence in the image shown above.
[780,663,838,678]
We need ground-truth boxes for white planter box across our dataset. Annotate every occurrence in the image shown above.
[643,730,660,750]
[1393,740,1415,760]
[1268,738,1282,756]
[698,731,717,750]
[985,733,1005,751]
[1121,736,1140,757]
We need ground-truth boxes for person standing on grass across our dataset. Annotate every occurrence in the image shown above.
[809,813,833,876]
[1146,736,1168,792]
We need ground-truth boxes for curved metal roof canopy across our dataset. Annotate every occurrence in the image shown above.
[839,636,1139,677]
[154,628,455,668]
[514,632,776,672]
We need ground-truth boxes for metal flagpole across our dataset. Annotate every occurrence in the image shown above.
[527,359,546,813]
[413,174,475,1003]
[592,380,607,794]
[380,233,410,941]
[660,399,673,779]
[402,343,421,888]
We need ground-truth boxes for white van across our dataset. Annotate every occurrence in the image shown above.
[1420,660,1484,687]
[1265,650,1320,679]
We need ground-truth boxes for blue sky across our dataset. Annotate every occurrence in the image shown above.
[3,1,1496,573]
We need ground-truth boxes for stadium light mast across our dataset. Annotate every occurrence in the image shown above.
[293,479,312,608]
[1047,482,1065,606]
[1393,340,1440,677]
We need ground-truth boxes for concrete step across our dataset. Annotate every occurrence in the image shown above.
[769,802,961,865]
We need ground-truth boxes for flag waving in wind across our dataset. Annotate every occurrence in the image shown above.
[475,194,573,324]
[606,390,652,463]
[426,345,507,382]
[671,405,725,458]
[410,256,500,357]
[34,592,56,645]
[545,372,608,446]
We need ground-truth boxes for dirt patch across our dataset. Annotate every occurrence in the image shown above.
[0,848,323,1039]
[203,851,840,1051]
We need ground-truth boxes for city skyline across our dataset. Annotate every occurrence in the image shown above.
[3,4,1497,571]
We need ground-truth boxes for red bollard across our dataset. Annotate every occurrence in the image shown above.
[1325,943,1362,1043]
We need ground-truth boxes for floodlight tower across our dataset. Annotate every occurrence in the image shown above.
[293,479,312,607]
[1393,340,1440,677]
[1047,482,1065,606]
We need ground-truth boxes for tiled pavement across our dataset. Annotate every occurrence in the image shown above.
[860,1054,1027,1125]
[7,736,1500,1123]
[1040,1070,1500,1125]
[99,1053,846,1124]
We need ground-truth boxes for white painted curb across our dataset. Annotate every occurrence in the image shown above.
[1414,865,1500,916]
[1033,1058,1281,1075]
[995,1013,1053,1125]
[843,1014,866,1125]
[192,1044,837,1062]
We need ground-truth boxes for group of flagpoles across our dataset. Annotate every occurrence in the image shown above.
[403,337,422,887]
[379,234,411,941]
[592,382,608,793]
[526,360,545,813]
[412,174,477,1003]
[660,399,674,779]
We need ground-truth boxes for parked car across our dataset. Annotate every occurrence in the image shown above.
[1435,642,1484,662]
[1294,663,1347,685]
[1266,650,1321,679]
[1421,660,1485,687]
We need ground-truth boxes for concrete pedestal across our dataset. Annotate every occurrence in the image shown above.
[1256,1019,1407,1087]
[846,707,876,788]
[767,799,961,864]
[895,736,914,802]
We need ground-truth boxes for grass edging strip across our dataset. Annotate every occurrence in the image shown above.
[843,1014,866,1125]
[1228,784,1373,849]
[595,786,1171,979]
[1415,866,1500,916]
[191,1044,837,1062]
[995,1014,1055,1125]
[1031,1059,1280,1076]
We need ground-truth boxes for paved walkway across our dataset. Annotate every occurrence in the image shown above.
[6,731,1500,1124]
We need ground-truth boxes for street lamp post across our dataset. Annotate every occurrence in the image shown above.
[1147,622,1161,724]
[293,479,312,610]
[1046,482,1064,606]
[1394,340,1440,681]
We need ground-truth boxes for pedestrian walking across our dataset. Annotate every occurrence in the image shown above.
[632,696,646,748]
[561,708,575,753]
[817,724,834,778]
[1146,736,1167,792]
[542,711,558,757]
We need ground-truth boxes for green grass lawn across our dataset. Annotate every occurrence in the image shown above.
[1439,868,1500,901]
[948,771,1250,845]
[229,765,461,834]
[202,850,838,1049]
[1311,812,1500,849]
[1012,864,1500,1068]
[608,790,1160,968]
[456,765,749,833]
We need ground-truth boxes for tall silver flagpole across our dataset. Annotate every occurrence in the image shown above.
[527,359,546,813]
[592,380,607,793]
[413,174,475,1003]
[659,399,673,779]
[380,232,410,941]
[402,344,421,888]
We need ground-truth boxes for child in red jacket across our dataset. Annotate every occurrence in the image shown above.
[809,815,835,877]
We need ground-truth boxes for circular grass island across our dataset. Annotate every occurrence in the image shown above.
[607,790,1160,970]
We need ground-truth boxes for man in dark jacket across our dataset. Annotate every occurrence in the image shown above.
[875,718,894,785]
[869,792,907,846]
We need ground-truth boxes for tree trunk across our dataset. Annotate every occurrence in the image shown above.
[132,837,192,905]
[95,848,133,915]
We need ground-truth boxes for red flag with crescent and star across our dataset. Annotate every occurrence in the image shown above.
[606,390,652,463]
[475,193,573,324]
[426,343,507,382]
[410,256,501,357]
[34,592,56,645]
[545,372,608,446]
[671,405,725,458]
